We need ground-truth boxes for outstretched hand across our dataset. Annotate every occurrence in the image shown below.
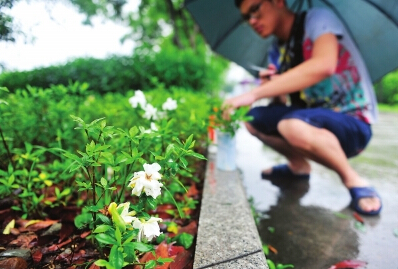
[222,91,256,120]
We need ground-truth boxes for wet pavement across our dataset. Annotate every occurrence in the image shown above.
[235,112,398,269]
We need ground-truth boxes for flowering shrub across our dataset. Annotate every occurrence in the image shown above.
[0,84,214,268]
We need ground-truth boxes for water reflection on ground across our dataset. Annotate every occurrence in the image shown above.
[235,112,398,269]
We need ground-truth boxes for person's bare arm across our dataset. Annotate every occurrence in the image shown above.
[224,33,339,108]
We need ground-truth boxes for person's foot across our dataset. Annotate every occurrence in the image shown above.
[345,178,382,215]
[349,187,382,215]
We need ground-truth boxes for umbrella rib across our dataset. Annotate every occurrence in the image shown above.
[213,20,243,50]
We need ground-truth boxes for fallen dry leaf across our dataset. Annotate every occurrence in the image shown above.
[9,233,37,248]
[268,244,278,254]
[328,259,367,269]
[32,249,43,263]
[353,212,365,224]
[3,219,15,234]
[0,257,28,269]
[170,250,192,269]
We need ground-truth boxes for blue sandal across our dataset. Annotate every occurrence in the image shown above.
[349,186,382,215]
[261,164,310,180]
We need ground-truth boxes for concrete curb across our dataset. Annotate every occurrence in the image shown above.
[193,152,269,269]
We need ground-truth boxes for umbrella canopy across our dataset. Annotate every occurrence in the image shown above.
[184,0,398,82]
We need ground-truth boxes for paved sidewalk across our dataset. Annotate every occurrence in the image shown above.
[235,112,398,269]
[193,154,268,269]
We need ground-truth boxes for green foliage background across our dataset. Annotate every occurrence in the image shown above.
[0,42,229,95]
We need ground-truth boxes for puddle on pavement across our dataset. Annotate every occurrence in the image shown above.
[236,112,398,269]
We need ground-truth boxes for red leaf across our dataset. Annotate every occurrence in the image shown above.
[169,245,185,256]
[32,249,43,263]
[9,233,37,248]
[268,244,278,254]
[170,250,192,269]
[0,257,28,269]
[177,220,198,236]
[156,241,169,258]
[80,230,91,238]
[59,222,75,243]
[328,260,367,269]
[186,184,199,198]
[353,212,364,224]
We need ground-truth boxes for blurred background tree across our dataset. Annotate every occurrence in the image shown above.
[1,0,204,51]
[0,0,229,94]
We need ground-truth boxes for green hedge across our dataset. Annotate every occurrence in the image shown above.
[0,83,219,166]
[374,69,398,105]
[0,46,228,94]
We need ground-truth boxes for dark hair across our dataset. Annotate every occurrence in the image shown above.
[235,0,282,8]
[234,0,244,8]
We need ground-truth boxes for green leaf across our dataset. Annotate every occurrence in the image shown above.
[180,157,188,168]
[354,221,367,233]
[174,233,193,249]
[97,213,112,225]
[276,264,295,269]
[156,233,166,244]
[157,257,174,265]
[145,196,158,210]
[262,244,269,255]
[122,243,137,263]
[145,260,157,269]
[109,245,124,269]
[101,177,108,187]
[95,233,118,245]
[74,213,93,229]
[95,259,114,269]
[129,242,154,252]
[267,259,276,269]
[333,212,351,219]
[394,228,398,237]
[115,226,122,245]
[189,152,206,160]
[93,224,112,233]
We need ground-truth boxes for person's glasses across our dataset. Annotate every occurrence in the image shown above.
[241,1,264,22]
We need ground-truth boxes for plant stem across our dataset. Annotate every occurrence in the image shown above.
[0,125,15,170]
[87,166,97,225]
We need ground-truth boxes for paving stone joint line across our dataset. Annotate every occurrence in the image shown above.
[193,249,263,269]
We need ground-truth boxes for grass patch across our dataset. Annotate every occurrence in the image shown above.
[378,104,398,113]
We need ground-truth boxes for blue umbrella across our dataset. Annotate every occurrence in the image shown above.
[184,0,398,82]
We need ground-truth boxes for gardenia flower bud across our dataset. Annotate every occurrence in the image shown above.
[133,217,162,242]
[162,97,177,111]
[129,90,147,108]
[128,163,163,199]
[117,202,136,224]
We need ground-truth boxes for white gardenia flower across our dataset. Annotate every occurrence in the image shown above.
[133,217,162,242]
[117,202,136,224]
[143,122,159,133]
[129,90,147,108]
[128,163,163,198]
[142,103,159,120]
[162,97,177,111]
[150,122,158,131]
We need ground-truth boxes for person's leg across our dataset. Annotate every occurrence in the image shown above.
[245,122,311,175]
[277,110,380,213]
[245,105,311,175]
